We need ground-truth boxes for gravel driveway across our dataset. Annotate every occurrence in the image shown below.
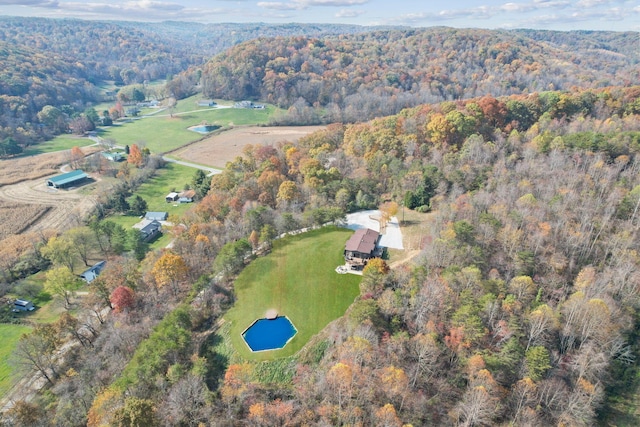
[345,210,404,250]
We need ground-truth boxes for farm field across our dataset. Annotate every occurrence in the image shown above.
[22,135,95,156]
[0,324,32,398]
[173,125,326,168]
[96,97,280,154]
[0,149,90,187]
[0,175,97,236]
[223,226,361,361]
[0,201,50,240]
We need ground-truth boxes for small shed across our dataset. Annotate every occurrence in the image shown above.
[80,261,106,283]
[102,152,123,162]
[46,170,88,189]
[197,100,216,107]
[165,192,180,202]
[145,212,168,221]
[13,299,35,312]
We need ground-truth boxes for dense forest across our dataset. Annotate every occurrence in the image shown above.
[190,28,639,123]
[3,85,639,426]
[0,17,369,146]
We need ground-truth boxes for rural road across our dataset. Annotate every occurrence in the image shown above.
[161,157,222,176]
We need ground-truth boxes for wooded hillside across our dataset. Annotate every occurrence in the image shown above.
[193,28,639,123]
[0,17,369,146]
[7,85,638,426]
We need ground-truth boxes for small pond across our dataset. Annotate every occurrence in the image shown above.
[188,124,220,134]
[242,316,297,352]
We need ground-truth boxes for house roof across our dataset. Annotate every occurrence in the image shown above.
[145,211,168,221]
[47,170,88,186]
[14,299,32,306]
[134,219,161,234]
[345,228,379,254]
[102,152,123,161]
[80,261,106,283]
[166,192,179,198]
[179,189,196,199]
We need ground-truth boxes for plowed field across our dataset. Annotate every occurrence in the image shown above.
[172,125,325,168]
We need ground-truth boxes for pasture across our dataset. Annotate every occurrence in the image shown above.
[0,324,32,398]
[224,226,361,360]
[22,136,95,156]
[96,96,280,154]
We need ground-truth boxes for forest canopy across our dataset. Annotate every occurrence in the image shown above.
[191,28,639,123]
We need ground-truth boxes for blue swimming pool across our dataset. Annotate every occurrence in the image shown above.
[242,316,297,352]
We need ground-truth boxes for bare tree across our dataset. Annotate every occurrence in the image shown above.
[12,325,61,385]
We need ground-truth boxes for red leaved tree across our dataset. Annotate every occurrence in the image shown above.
[109,286,135,313]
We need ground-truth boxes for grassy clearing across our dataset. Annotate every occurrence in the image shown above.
[103,162,195,249]
[96,96,279,154]
[0,324,32,398]
[133,162,196,212]
[23,135,95,156]
[106,162,196,227]
[224,226,361,360]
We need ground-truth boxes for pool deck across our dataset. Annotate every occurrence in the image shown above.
[265,309,278,319]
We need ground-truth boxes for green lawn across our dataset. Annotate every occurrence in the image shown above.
[103,162,196,248]
[224,227,361,360]
[22,135,95,156]
[0,324,32,398]
[133,162,197,212]
[95,96,279,154]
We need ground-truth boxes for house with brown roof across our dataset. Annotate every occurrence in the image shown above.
[178,189,196,203]
[344,228,383,270]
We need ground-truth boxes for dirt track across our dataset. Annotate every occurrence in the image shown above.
[0,176,96,234]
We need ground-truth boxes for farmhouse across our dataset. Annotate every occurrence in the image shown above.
[165,192,180,202]
[344,228,383,270]
[13,299,35,312]
[133,219,162,242]
[46,169,89,189]
[145,211,168,221]
[80,261,106,283]
[178,189,196,203]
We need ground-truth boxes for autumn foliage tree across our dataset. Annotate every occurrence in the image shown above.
[151,251,189,295]
[127,143,143,167]
[110,286,135,313]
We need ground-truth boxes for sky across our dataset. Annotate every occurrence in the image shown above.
[0,0,638,31]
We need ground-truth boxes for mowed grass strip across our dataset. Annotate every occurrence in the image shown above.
[22,135,95,156]
[0,324,32,398]
[225,227,361,360]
